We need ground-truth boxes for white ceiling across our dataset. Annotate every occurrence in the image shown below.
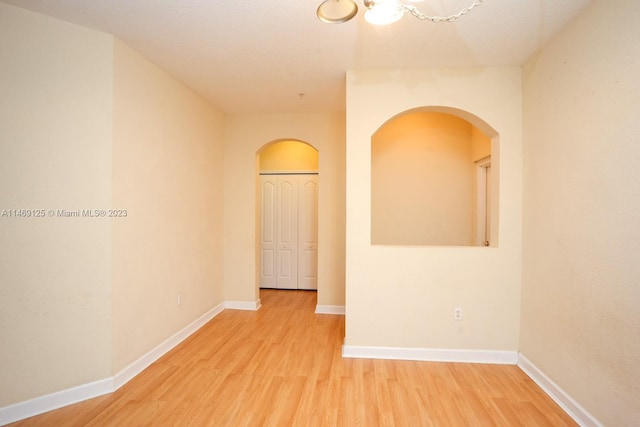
[3,0,591,114]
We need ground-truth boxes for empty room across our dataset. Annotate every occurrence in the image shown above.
[1,0,638,425]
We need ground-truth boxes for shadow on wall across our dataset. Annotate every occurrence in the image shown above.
[371,108,498,247]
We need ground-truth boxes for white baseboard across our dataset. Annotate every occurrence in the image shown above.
[113,302,226,389]
[315,305,345,315]
[0,302,227,426]
[517,354,603,427]
[342,345,518,365]
[225,299,261,311]
[0,378,113,426]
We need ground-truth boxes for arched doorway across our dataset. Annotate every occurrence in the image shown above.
[257,140,319,289]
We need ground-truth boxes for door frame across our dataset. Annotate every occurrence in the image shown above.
[474,156,491,247]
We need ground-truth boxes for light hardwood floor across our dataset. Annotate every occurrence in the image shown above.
[10,290,576,426]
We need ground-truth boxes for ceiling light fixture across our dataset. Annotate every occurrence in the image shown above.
[316,0,359,24]
[364,0,404,25]
[317,0,484,25]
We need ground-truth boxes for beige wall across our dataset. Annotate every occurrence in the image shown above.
[521,0,640,425]
[0,4,113,405]
[345,68,521,350]
[112,40,225,372]
[0,3,226,407]
[371,112,475,246]
[224,113,345,306]
[259,140,319,172]
[471,125,491,162]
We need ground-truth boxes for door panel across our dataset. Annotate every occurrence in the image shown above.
[260,177,277,288]
[298,176,318,290]
[276,176,298,289]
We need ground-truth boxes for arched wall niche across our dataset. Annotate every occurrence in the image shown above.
[371,106,499,247]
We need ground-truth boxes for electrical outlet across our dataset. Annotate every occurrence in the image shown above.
[454,307,463,320]
[177,293,183,305]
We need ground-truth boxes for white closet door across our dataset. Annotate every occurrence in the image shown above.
[260,174,318,290]
[298,175,318,290]
[260,176,277,288]
[275,175,298,289]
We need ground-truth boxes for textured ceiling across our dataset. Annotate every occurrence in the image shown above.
[3,0,591,113]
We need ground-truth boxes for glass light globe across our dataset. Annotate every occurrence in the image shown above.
[364,0,404,26]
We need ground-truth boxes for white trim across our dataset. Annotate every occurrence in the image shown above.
[315,305,345,315]
[112,302,225,389]
[224,299,262,311]
[0,378,113,426]
[517,354,603,427]
[342,345,518,365]
[0,302,226,426]
[475,155,491,247]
